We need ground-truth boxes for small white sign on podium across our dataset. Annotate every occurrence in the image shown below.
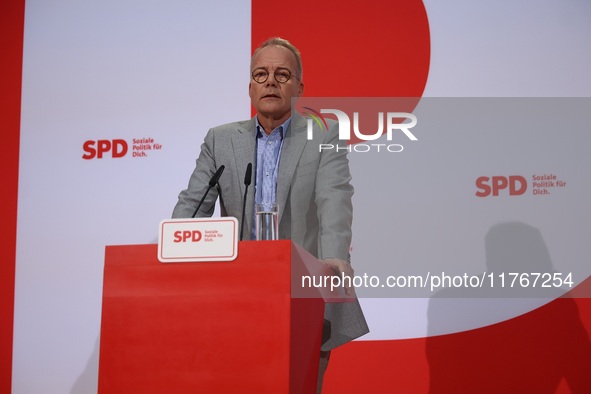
[158,217,239,263]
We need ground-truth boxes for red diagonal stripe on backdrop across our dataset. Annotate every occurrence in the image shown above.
[0,0,25,392]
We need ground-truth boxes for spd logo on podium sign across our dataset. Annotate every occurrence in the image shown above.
[158,217,239,262]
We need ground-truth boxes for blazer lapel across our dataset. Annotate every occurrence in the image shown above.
[231,118,257,239]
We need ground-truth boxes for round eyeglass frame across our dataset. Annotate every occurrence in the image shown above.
[251,67,296,84]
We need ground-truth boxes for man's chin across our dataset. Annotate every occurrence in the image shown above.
[255,106,291,120]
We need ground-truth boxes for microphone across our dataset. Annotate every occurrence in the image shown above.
[208,165,225,187]
[191,165,225,218]
[240,163,252,241]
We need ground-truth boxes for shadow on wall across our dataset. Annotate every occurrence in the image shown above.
[426,221,591,393]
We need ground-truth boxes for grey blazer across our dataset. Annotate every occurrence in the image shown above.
[173,113,369,350]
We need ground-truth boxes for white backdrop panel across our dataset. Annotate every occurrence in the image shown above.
[15,1,250,393]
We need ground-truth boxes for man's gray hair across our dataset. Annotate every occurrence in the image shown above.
[251,37,303,81]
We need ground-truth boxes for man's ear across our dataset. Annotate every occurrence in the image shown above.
[298,81,304,97]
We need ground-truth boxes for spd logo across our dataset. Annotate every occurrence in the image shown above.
[82,139,128,159]
[173,230,203,243]
[475,176,527,197]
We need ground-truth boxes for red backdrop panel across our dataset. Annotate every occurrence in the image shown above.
[323,296,591,393]
[252,0,431,98]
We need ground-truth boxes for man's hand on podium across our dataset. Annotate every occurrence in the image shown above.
[322,258,355,296]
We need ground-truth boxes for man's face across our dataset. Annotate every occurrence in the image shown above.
[249,46,304,122]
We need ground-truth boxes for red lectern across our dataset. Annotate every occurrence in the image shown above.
[98,240,342,393]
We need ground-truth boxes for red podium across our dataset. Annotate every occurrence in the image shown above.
[98,240,343,393]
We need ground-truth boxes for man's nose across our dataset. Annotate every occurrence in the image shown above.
[265,72,278,86]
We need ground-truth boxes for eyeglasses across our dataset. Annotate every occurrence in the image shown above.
[251,67,296,84]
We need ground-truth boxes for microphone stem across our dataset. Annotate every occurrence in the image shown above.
[191,184,213,218]
[240,185,249,240]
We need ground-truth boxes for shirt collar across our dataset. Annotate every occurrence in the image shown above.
[255,116,291,139]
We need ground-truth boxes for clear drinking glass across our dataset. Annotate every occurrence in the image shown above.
[255,202,279,240]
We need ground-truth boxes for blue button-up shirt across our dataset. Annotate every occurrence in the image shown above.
[254,117,291,205]
[252,117,291,237]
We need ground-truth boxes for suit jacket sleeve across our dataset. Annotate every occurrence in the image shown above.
[172,128,219,219]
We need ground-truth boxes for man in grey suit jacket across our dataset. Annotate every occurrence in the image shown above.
[173,37,368,391]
